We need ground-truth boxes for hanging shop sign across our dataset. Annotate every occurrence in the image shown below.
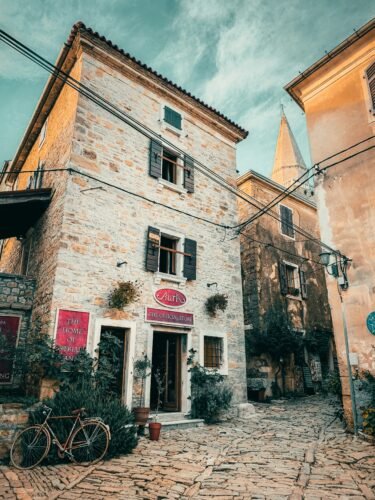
[366,311,375,335]
[146,307,194,326]
[154,288,187,308]
[55,309,90,359]
[0,315,21,384]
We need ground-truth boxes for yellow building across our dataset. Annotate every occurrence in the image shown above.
[285,18,375,427]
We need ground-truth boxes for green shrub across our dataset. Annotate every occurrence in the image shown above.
[324,370,342,397]
[109,281,141,309]
[30,387,138,463]
[205,293,228,317]
[188,349,233,423]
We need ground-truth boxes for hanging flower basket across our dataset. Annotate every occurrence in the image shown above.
[205,293,228,317]
[108,281,141,309]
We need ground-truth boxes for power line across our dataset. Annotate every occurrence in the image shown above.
[236,135,375,231]
[0,29,372,257]
[0,167,230,229]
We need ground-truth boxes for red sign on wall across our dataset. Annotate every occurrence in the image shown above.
[0,315,21,384]
[146,307,194,326]
[55,310,90,359]
[154,288,187,308]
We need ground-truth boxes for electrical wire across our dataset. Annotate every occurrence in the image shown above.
[0,29,373,257]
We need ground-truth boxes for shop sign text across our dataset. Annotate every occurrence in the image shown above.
[55,309,90,359]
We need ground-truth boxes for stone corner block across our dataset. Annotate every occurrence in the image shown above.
[236,402,256,419]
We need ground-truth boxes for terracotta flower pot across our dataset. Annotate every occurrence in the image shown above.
[149,422,162,441]
[132,407,150,425]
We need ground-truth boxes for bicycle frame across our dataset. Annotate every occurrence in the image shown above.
[39,407,85,459]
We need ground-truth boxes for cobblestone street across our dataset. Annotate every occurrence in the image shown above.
[0,396,374,500]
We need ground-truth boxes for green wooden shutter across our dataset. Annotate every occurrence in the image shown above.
[149,140,162,178]
[183,238,197,280]
[300,269,307,299]
[280,205,294,237]
[279,262,288,295]
[146,226,160,272]
[164,106,182,129]
[184,155,194,193]
[366,61,375,113]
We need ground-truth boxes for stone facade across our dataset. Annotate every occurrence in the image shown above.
[237,170,333,398]
[0,24,248,409]
[285,18,375,425]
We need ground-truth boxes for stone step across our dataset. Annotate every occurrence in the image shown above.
[147,412,204,431]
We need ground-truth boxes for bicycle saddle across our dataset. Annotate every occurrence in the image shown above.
[71,408,86,415]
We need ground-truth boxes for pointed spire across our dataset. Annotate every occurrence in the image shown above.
[271,110,307,189]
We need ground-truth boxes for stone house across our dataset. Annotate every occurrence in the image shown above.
[284,18,375,425]
[238,112,333,399]
[0,22,248,411]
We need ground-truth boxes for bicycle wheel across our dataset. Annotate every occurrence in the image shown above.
[10,425,51,470]
[68,420,109,465]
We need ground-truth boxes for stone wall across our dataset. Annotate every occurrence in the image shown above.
[0,404,29,460]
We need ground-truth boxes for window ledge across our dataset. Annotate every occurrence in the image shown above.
[286,294,302,301]
[154,272,187,286]
[161,121,182,137]
[204,366,228,376]
[158,179,187,196]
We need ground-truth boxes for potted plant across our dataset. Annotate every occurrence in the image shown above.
[132,354,152,425]
[149,368,165,441]
[108,281,141,309]
[205,293,228,317]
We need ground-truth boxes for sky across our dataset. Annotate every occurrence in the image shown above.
[0,0,374,177]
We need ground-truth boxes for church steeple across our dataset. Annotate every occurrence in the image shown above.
[271,109,307,189]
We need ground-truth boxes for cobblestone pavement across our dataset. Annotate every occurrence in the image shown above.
[1,396,374,500]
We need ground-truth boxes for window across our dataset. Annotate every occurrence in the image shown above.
[204,336,223,369]
[279,262,308,299]
[159,235,177,275]
[366,61,375,114]
[149,140,194,193]
[280,205,294,238]
[285,264,299,295]
[164,106,182,130]
[145,226,197,280]
[39,120,48,148]
[162,150,178,184]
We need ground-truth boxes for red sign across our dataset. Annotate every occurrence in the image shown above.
[154,288,187,308]
[0,315,21,384]
[146,307,194,326]
[55,310,90,359]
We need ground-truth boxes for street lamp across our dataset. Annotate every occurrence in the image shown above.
[319,250,358,435]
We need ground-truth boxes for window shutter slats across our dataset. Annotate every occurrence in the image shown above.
[149,140,162,179]
[300,269,307,299]
[146,226,161,272]
[184,155,194,193]
[366,62,375,113]
[183,238,197,280]
[164,106,182,129]
[280,205,294,237]
[279,262,288,295]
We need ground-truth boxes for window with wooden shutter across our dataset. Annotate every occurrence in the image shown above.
[366,61,375,114]
[280,205,294,238]
[184,155,194,193]
[146,226,161,272]
[279,262,288,295]
[164,106,182,130]
[299,269,307,299]
[149,140,162,179]
[183,238,197,280]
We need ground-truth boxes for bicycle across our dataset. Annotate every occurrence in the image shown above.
[10,405,110,470]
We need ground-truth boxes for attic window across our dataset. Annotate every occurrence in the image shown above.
[39,119,48,148]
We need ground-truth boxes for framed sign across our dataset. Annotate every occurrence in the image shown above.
[146,307,194,327]
[54,309,90,359]
[0,315,21,384]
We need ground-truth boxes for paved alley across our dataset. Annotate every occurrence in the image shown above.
[0,396,374,500]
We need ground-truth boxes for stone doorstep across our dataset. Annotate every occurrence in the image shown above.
[147,412,204,430]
